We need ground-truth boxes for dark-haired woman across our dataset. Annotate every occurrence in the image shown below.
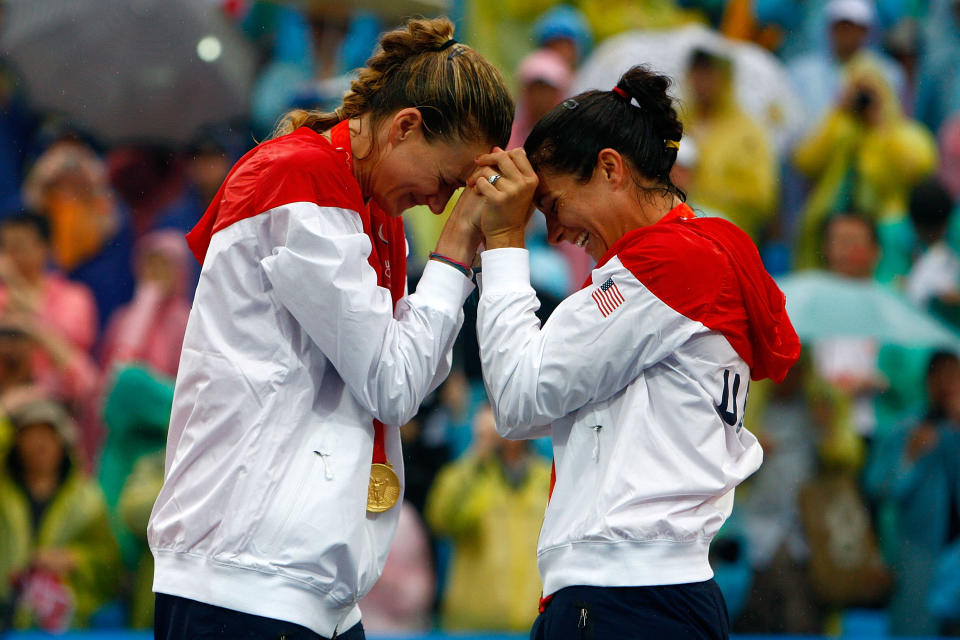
[148,18,513,640]
[468,66,800,639]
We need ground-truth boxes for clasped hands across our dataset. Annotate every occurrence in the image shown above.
[454,147,539,252]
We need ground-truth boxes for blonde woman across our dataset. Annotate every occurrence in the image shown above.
[149,18,513,640]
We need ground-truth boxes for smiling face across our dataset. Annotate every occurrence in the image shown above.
[533,152,657,261]
[366,114,492,217]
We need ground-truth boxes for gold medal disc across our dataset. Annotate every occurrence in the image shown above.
[367,462,401,513]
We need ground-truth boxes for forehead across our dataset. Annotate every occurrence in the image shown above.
[433,139,489,180]
[534,169,576,200]
[827,217,874,241]
[16,421,59,439]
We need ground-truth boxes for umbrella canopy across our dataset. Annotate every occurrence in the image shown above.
[0,0,256,146]
[289,0,450,22]
[571,24,803,156]
[778,271,960,349]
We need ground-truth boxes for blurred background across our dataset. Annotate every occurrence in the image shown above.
[0,0,959,638]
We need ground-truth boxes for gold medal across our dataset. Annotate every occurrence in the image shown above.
[367,462,401,513]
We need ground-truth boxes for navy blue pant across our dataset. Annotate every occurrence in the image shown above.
[530,581,729,640]
[154,593,365,640]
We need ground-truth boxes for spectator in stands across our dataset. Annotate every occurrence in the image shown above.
[941,110,960,200]
[97,366,172,590]
[793,59,937,268]
[914,0,960,135]
[0,399,120,631]
[116,449,164,629]
[866,351,960,637]
[508,49,571,151]
[811,214,888,451]
[426,404,550,632]
[0,324,33,403]
[875,176,960,289]
[21,138,134,328]
[787,0,905,136]
[0,316,100,469]
[681,47,778,242]
[0,213,97,354]
[152,128,235,238]
[99,230,192,379]
[0,213,102,467]
[904,179,960,328]
[736,357,823,634]
[531,5,592,71]
[0,323,34,461]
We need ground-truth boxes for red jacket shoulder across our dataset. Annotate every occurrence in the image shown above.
[617,223,732,323]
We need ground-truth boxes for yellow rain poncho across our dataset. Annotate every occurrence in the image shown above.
[793,55,938,269]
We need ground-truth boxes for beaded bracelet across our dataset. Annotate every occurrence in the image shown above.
[429,252,472,278]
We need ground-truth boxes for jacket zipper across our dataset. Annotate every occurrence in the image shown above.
[578,607,588,631]
[591,425,602,462]
[313,450,334,480]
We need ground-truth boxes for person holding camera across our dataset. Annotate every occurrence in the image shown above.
[792,59,938,269]
[786,0,905,138]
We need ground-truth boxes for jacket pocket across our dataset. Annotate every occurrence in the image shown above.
[248,427,342,554]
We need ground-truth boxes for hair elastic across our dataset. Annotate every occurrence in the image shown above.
[612,86,629,99]
[435,39,458,52]
[665,140,680,150]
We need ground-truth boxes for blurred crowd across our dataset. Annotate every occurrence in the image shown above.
[1,0,960,636]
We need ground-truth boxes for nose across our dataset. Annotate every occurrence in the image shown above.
[545,215,564,245]
[427,188,454,215]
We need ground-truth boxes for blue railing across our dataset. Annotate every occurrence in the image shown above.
[0,634,947,640]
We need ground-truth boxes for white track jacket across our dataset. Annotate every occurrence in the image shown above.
[477,204,800,598]
[148,127,473,636]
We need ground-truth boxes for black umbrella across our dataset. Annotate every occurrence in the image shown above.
[0,0,256,146]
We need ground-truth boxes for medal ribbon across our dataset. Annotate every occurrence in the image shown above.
[330,120,406,466]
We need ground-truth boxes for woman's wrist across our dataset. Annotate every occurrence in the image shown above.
[482,228,526,250]
[434,215,482,267]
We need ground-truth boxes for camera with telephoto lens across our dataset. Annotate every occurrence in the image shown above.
[852,88,874,115]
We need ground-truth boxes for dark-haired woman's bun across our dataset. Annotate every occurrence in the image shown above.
[615,66,683,146]
[525,63,684,200]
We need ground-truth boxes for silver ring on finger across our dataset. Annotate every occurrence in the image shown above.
[488,173,502,186]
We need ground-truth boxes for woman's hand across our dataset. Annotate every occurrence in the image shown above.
[433,187,485,270]
[447,184,485,245]
[470,147,538,249]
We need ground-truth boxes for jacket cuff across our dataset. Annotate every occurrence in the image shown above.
[480,248,531,294]
[415,259,475,314]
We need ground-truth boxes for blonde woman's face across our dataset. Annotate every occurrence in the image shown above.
[371,125,490,217]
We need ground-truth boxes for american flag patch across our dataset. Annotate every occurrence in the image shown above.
[591,277,624,317]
